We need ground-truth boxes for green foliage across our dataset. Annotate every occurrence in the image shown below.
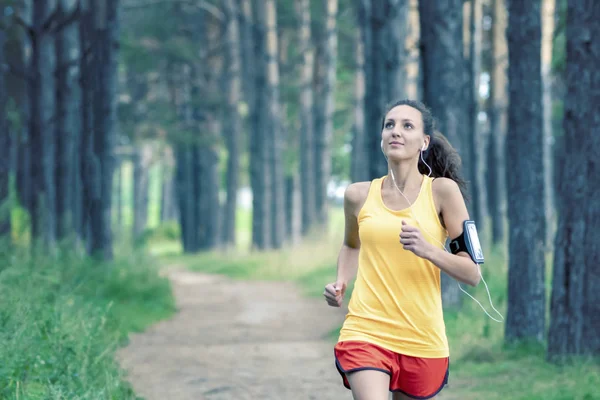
[0,243,175,399]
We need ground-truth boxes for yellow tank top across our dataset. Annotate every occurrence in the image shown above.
[338,175,450,358]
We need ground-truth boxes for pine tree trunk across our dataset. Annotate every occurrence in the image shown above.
[79,0,94,247]
[547,0,600,360]
[467,0,487,231]
[87,0,119,260]
[296,0,316,234]
[197,120,221,250]
[418,0,467,309]
[132,146,150,240]
[487,0,508,246]
[250,0,271,250]
[504,0,546,344]
[55,0,81,240]
[15,1,32,219]
[258,0,285,248]
[175,145,196,253]
[30,0,58,248]
[406,0,421,100]
[541,0,556,250]
[222,0,241,247]
[350,23,367,184]
[0,28,10,237]
[313,0,338,228]
[115,158,123,228]
[160,151,177,223]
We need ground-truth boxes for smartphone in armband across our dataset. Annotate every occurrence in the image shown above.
[449,220,485,264]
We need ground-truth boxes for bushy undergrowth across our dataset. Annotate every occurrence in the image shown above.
[0,241,175,400]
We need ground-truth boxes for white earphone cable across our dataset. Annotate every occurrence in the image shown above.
[387,148,505,323]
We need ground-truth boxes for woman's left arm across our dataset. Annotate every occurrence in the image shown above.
[400,177,481,286]
[428,178,480,286]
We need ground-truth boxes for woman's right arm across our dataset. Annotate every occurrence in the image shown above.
[324,182,368,307]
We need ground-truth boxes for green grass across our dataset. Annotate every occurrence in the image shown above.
[159,206,600,400]
[0,241,176,400]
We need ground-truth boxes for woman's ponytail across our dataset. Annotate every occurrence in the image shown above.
[419,131,469,200]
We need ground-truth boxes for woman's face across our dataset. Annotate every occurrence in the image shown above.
[381,105,429,160]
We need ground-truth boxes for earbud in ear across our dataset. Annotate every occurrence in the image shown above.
[381,140,384,151]
[421,143,427,151]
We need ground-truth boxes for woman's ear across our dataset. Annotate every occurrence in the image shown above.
[422,135,431,151]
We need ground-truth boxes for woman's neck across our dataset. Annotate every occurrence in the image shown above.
[387,161,423,192]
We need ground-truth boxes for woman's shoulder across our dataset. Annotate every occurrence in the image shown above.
[344,181,373,211]
[431,177,463,204]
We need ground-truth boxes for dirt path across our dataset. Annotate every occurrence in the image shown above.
[117,268,350,399]
[117,268,465,400]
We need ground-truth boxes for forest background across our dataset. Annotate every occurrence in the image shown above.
[0,0,598,398]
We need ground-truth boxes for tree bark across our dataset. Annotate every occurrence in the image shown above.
[132,145,150,240]
[29,0,58,248]
[296,0,316,234]
[261,0,285,248]
[350,22,367,184]
[175,144,196,252]
[222,0,241,247]
[547,0,600,360]
[160,149,177,222]
[467,0,487,231]
[55,0,81,240]
[504,0,546,344]
[313,0,338,228]
[115,158,123,228]
[250,0,271,250]
[0,27,10,237]
[487,0,508,246]
[541,0,556,250]
[87,0,119,260]
[418,0,467,309]
[79,0,94,247]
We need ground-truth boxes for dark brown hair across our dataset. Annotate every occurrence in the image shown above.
[381,99,469,198]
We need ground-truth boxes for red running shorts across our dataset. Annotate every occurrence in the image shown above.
[334,340,449,399]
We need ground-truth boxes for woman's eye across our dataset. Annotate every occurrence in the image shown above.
[404,123,413,130]
[384,122,394,129]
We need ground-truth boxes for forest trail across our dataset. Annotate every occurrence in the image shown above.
[117,267,468,400]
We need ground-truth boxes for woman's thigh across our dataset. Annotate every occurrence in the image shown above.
[346,369,390,400]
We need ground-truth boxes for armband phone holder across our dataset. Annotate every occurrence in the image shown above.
[449,220,484,264]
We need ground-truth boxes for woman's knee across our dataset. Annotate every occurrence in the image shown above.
[346,369,390,400]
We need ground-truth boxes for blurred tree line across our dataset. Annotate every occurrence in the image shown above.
[0,0,598,360]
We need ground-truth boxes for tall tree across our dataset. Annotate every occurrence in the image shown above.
[418,0,467,309]
[250,0,272,249]
[79,0,95,248]
[132,144,151,240]
[504,0,546,344]
[547,0,600,360]
[55,0,81,240]
[29,0,58,248]
[466,0,487,231]
[314,0,338,227]
[0,22,10,238]
[87,0,119,259]
[264,0,285,248]
[222,0,242,247]
[350,20,367,183]
[296,0,316,234]
[487,0,508,246]
[541,0,556,249]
